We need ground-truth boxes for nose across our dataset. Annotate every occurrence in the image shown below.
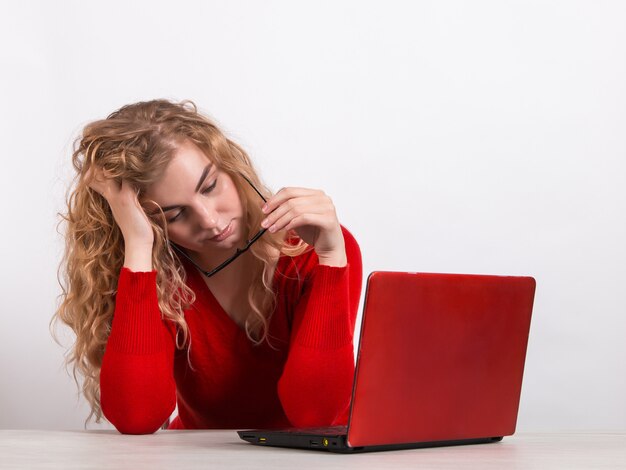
[195,200,219,230]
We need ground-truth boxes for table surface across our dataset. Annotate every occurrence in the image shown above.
[1,430,625,469]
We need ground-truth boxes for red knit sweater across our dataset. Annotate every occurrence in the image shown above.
[99,226,362,434]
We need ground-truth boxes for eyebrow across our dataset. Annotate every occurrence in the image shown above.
[160,163,213,212]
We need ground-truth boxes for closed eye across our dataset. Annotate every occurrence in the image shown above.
[168,178,218,223]
[201,179,218,194]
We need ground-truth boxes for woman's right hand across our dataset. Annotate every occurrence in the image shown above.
[87,167,155,247]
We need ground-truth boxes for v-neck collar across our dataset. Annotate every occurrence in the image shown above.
[183,254,285,337]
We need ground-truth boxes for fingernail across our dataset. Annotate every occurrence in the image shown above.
[261,219,269,228]
[262,204,268,213]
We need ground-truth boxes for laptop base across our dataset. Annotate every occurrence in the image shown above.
[237,430,504,453]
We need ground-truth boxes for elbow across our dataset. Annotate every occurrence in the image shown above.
[101,390,175,435]
[285,408,347,429]
[113,421,164,435]
[278,348,355,428]
[103,405,174,435]
[280,394,350,428]
[99,351,177,435]
[278,379,352,428]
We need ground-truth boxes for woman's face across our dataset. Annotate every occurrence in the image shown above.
[143,140,245,258]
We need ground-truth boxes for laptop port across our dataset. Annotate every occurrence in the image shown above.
[309,440,320,447]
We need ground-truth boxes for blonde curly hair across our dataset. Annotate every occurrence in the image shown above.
[51,99,308,425]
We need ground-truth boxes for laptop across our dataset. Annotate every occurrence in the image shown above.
[238,271,536,453]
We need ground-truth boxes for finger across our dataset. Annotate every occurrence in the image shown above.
[261,195,329,229]
[86,169,107,194]
[88,166,111,183]
[282,213,336,234]
[86,165,108,186]
[265,200,336,233]
[86,166,124,197]
[262,188,323,214]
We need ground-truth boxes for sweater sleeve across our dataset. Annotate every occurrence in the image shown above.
[277,226,363,427]
[99,268,177,434]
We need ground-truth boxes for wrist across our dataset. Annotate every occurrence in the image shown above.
[125,237,154,248]
[123,240,154,272]
[317,252,347,268]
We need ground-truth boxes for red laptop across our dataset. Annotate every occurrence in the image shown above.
[238,271,536,453]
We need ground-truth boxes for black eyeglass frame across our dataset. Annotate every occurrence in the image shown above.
[169,173,268,278]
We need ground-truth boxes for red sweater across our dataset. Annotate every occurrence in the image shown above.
[100,226,362,434]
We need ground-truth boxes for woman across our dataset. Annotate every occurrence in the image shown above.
[53,99,362,434]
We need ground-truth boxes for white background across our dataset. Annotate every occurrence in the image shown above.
[0,1,624,431]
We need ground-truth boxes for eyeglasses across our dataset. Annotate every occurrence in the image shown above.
[169,173,268,278]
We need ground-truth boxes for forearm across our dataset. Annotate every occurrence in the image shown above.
[278,264,355,426]
[100,268,176,434]
[279,225,363,426]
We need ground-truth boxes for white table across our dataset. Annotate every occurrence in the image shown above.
[1,430,625,469]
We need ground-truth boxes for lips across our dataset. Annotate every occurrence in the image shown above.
[210,221,234,242]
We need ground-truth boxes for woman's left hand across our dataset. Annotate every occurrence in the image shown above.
[261,187,347,267]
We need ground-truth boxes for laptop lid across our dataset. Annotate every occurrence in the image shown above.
[346,271,535,448]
